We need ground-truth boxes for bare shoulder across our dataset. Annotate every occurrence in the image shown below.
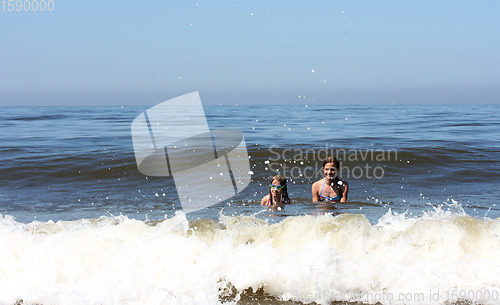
[312,179,323,189]
[311,179,323,202]
[260,195,270,205]
[341,180,349,187]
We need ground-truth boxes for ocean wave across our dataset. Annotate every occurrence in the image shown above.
[2,205,500,305]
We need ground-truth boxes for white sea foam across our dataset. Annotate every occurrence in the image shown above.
[2,207,500,305]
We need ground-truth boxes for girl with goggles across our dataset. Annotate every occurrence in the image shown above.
[261,174,291,206]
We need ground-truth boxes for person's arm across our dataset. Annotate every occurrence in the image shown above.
[261,195,269,205]
[340,181,348,202]
[312,181,320,202]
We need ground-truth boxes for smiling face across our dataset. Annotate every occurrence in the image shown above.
[323,162,337,180]
[270,179,283,196]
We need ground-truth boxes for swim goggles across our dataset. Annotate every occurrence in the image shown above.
[269,184,285,190]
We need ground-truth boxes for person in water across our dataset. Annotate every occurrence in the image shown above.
[261,174,291,206]
[312,157,348,202]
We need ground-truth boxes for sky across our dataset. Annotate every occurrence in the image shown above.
[1,0,499,105]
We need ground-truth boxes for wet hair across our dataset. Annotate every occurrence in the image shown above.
[322,156,340,169]
[268,174,291,205]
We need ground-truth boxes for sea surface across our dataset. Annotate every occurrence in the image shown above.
[1,104,499,305]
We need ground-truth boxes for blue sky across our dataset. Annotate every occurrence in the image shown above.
[1,0,499,105]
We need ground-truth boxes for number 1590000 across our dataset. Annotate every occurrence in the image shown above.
[2,0,54,11]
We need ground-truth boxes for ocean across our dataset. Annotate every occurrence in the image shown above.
[1,104,499,304]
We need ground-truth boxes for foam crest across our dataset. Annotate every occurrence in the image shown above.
[1,209,500,305]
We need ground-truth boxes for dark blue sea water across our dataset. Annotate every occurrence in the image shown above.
[1,104,499,223]
[1,103,500,305]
